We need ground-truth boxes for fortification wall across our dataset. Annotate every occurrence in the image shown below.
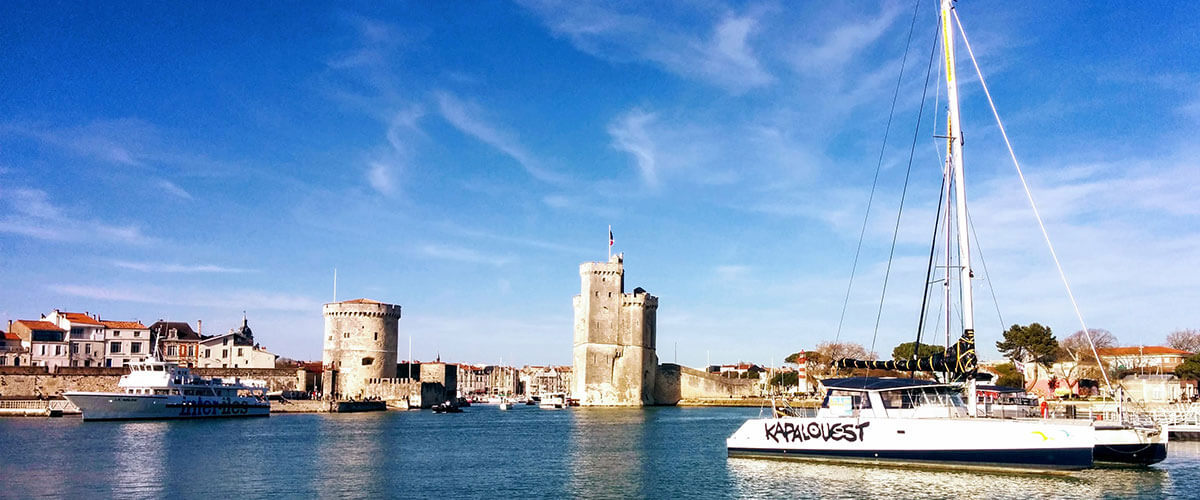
[0,368,303,398]
[666,364,758,401]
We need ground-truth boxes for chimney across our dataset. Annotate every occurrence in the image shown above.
[198,320,202,335]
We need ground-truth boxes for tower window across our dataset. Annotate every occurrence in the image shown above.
[374,332,378,340]
[362,357,374,365]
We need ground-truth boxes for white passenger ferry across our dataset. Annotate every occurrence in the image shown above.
[64,360,270,421]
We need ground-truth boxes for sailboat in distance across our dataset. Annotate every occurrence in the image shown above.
[726,0,1096,473]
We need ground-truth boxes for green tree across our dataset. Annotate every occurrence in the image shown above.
[1175,353,1200,381]
[784,351,806,365]
[891,341,946,361]
[996,323,1059,367]
[993,362,1024,389]
[769,371,800,387]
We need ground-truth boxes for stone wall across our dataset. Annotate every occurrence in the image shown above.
[652,364,758,404]
[0,367,303,398]
[361,378,450,408]
[321,300,401,399]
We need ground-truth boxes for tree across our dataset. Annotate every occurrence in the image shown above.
[1175,353,1200,381]
[1054,329,1117,393]
[1167,329,1200,353]
[891,341,946,361]
[784,351,806,365]
[993,362,1024,389]
[808,341,876,378]
[996,323,1059,367]
[769,371,800,388]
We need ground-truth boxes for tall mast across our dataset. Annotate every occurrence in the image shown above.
[942,0,977,415]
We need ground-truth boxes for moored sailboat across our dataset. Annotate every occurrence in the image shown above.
[727,0,1105,473]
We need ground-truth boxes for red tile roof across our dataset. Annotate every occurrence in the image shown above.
[100,320,147,329]
[61,312,102,325]
[1098,346,1192,356]
[2,331,20,341]
[14,320,66,332]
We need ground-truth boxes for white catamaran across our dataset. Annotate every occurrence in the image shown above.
[726,0,1127,473]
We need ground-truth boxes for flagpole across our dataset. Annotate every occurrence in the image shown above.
[607,225,612,261]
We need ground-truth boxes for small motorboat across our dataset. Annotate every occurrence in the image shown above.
[432,401,462,413]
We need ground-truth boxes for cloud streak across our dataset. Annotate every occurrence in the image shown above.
[0,187,156,245]
[434,91,564,184]
[50,284,320,312]
[112,261,255,274]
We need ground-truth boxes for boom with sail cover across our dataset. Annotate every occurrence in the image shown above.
[834,329,977,378]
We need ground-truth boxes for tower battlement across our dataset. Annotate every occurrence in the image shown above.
[321,298,401,400]
[572,254,658,406]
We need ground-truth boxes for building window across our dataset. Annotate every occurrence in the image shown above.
[134,331,140,337]
[85,344,91,354]
[40,345,46,355]
[237,348,243,357]
[131,343,141,354]
[0,357,5,366]
[106,359,112,367]
[72,343,79,354]
[55,345,62,355]
[167,345,177,357]
[113,331,120,336]
[205,349,211,358]
[223,338,228,345]
[111,342,121,353]
[222,349,228,358]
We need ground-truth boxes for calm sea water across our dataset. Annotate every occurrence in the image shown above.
[2,406,1198,499]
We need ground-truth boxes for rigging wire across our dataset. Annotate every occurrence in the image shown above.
[952,9,1112,392]
[966,209,1007,330]
[833,0,924,345]
[869,18,941,355]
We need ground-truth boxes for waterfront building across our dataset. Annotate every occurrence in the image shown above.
[321,298,401,399]
[100,320,150,367]
[522,365,572,398]
[572,253,658,406]
[1,329,30,366]
[457,364,490,398]
[9,320,69,370]
[42,310,106,367]
[1099,346,1193,375]
[196,315,277,369]
[149,321,203,366]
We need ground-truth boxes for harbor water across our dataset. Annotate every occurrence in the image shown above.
[2,406,1198,498]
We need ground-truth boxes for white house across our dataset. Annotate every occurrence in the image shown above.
[100,320,151,367]
[195,315,277,369]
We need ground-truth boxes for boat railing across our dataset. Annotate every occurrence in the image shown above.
[0,400,80,412]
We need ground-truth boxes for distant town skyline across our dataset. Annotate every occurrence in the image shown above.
[2,2,1198,366]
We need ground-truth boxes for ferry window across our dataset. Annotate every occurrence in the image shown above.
[155,389,169,395]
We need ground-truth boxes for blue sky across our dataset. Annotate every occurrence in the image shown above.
[1,1,1198,366]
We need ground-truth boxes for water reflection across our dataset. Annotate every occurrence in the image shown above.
[568,408,650,497]
[727,452,1173,499]
[111,422,168,498]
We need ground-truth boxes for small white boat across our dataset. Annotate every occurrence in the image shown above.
[499,399,513,410]
[64,360,270,421]
[539,393,566,409]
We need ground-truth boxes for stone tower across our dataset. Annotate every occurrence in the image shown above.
[572,253,659,406]
[321,298,401,399]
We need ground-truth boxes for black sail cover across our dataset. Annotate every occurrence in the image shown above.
[834,329,977,378]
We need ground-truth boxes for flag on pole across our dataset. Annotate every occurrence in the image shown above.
[609,227,614,247]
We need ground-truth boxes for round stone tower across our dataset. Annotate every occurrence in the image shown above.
[321,298,401,399]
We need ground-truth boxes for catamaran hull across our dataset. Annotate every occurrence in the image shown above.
[64,392,270,421]
[727,417,1094,472]
[1093,425,1168,465]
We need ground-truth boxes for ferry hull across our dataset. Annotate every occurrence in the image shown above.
[64,392,270,421]
[727,417,1094,473]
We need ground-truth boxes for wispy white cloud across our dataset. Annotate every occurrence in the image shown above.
[0,187,156,245]
[607,109,659,187]
[418,243,515,266]
[156,179,193,200]
[112,261,255,274]
[517,1,773,92]
[789,4,903,75]
[434,91,564,183]
[50,284,319,312]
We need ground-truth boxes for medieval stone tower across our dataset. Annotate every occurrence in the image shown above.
[572,253,659,406]
[321,298,401,399]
